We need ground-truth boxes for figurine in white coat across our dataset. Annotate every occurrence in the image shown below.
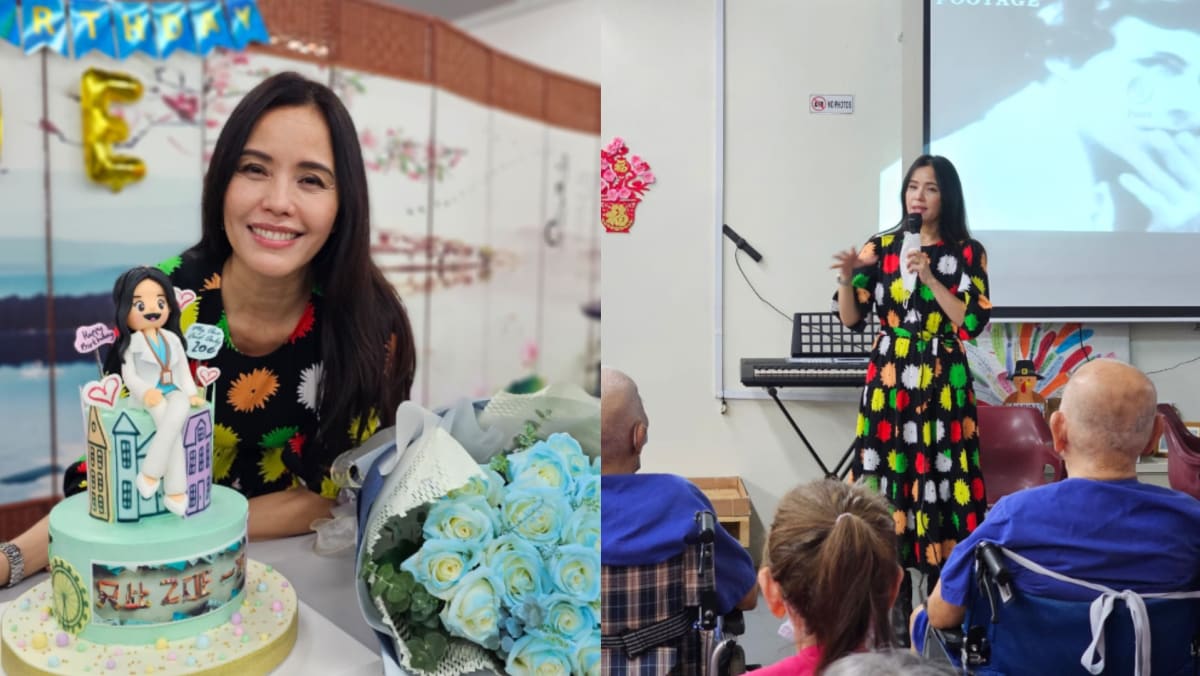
[104,267,205,516]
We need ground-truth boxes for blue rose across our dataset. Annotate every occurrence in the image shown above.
[400,539,480,600]
[491,538,550,611]
[507,441,575,494]
[550,544,600,602]
[482,532,523,566]
[501,487,571,545]
[541,593,595,641]
[574,628,600,676]
[505,630,574,676]
[439,567,503,650]
[423,495,498,546]
[545,433,591,478]
[447,467,505,507]
[572,474,599,509]
[561,505,600,551]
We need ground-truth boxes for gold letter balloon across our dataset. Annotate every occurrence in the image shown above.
[81,68,146,192]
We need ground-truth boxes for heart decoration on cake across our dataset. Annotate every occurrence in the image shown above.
[175,288,197,309]
[195,366,221,388]
[83,374,122,409]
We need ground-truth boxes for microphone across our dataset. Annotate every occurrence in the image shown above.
[904,212,922,234]
[900,213,922,292]
[722,224,763,263]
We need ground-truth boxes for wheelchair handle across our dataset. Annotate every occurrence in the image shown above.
[977,542,1014,608]
[977,543,1012,587]
[695,510,716,544]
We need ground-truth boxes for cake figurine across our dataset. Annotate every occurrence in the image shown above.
[105,266,206,517]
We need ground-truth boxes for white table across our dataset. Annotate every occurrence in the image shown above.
[0,534,383,675]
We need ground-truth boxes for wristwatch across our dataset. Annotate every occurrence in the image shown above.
[0,542,24,588]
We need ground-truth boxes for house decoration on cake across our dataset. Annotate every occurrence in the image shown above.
[85,403,214,523]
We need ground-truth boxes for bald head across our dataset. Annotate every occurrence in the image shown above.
[1054,359,1159,471]
[601,367,649,474]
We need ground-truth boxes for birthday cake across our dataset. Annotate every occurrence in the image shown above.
[0,400,299,675]
[1,269,299,675]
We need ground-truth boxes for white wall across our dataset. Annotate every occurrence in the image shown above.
[460,0,599,84]
[602,0,1200,566]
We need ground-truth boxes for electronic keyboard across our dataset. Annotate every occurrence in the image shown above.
[740,357,869,388]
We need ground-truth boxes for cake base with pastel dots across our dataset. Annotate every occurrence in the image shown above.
[1,560,297,675]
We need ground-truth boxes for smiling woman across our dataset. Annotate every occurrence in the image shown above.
[0,72,424,589]
[222,105,339,287]
[172,71,418,532]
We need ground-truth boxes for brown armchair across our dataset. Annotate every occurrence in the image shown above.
[1157,403,1200,500]
[976,405,1065,508]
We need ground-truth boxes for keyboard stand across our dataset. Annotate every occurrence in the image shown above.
[765,386,857,480]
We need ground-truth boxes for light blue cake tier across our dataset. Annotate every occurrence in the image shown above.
[48,486,248,644]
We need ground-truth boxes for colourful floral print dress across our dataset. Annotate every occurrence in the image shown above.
[65,251,380,500]
[837,232,992,577]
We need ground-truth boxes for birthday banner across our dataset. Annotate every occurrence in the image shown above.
[0,0,269,59]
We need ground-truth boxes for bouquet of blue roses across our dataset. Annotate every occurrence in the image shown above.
[355,386,600,676]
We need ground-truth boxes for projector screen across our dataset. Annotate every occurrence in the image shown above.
[921,0,1200,320]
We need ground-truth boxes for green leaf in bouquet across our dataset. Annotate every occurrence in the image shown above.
[371,517,420,564]
[488,453,510,476]
[409,587,441,623]
[360,559,377,582]
[394,570,417,594]
[385,584,411,612]
[370,575,389,599]
[512,419,541,451]
[407,631,450,674]
[418,613,442,630]
[423,631,449,659]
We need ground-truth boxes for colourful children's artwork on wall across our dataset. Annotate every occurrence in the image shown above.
[966,322,1127,406]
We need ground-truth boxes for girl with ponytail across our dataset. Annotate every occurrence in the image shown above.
[752,480,903,675]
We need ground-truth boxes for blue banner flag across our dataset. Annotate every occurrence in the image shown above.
[225,0,268,49]
[0,0,19,47]
[189,0,232,56]
[22,0,67,55]
[71,0,117,59]
[113,2,155,58]
[153,3,194,59]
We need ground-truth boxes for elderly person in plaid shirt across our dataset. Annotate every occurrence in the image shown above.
[600,367,758,674]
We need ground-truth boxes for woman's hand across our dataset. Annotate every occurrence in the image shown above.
[144,389,164,408]
[831,245,875,283]
[906,248,934,285]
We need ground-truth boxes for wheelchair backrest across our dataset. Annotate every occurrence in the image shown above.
[963,547,1200,676]
[601,547,707,675]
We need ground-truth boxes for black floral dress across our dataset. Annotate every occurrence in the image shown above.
[65,250,380,500]
[837,232,992,577]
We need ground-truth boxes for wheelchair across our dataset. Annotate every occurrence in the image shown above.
[923,542,1200,675]
[601,509,749,676]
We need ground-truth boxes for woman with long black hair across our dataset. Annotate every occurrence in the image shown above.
[831,155,991,636]
[0,72,417,587]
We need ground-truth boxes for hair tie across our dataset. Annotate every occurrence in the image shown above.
[835,512,853,524]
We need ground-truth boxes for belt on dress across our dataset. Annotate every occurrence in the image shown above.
[878,325,948,354]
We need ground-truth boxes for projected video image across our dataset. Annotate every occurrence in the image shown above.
[930,0,1200,233]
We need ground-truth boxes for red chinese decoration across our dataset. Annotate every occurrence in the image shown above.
[601,137,655,233]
